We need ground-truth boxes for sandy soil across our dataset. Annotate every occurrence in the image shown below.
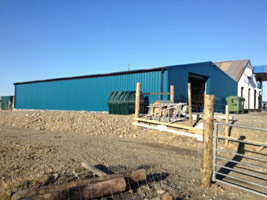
[0,110,266,200]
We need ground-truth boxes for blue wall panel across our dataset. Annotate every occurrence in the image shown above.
[15,62,236,112]
[168,62,237,112]
[15,70,169,111]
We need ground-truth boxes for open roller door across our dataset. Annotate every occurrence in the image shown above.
[188,73,208,112]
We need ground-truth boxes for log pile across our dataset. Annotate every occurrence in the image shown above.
[11,163,147,200]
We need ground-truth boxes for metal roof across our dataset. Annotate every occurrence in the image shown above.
[254,65,267,81]
[13,61,212,85]
[14,66,168,85]
[14,61,233,86]
[214,59,251,82]
[254,65,267,73]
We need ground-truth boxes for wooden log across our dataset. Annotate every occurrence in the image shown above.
[11,175,126,200]
[81,162,146,182]
[134,117,203,134]
[170,85,174,103]
[123,169,146,182]
[225,105,230,145]
[188,83,192,127]
[201,95,214,187]
[81,162,107,177]
[135,82,141,124]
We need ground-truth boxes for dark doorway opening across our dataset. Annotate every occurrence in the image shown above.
[188,74,208,112]
[241,87,244,97]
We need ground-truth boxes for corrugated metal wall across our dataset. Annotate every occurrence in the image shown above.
[15,62,237,112]
[15,70,168,111]
[168,62,237,112]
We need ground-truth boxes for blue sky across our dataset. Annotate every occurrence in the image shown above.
[0,0,266,100]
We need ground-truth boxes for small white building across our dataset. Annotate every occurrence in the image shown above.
[254,65,267,111]
[215,59,260,110]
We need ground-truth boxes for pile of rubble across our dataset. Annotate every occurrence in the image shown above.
[0,110,135,137]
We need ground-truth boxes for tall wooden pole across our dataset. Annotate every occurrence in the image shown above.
[201,94,214,187]
[170,85,174,103]
[188,83,192,126]
[225,105,230,145]
[135,82,141,124]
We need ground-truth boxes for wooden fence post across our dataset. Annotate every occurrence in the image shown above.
[201,94,214,187]
[225,105,229,145]
[11,96,15,110]
[135,82,141,124]
[170,85,174,103]
[188,83,192,126]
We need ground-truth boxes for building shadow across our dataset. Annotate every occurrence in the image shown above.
[192,115,201,127]
[216,136,246,180]
[228,119,238,138]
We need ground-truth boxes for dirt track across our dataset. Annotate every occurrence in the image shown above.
[0,110,266,199]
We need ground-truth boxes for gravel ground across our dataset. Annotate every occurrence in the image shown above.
[0,110,266,200]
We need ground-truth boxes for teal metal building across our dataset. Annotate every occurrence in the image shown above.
[1,96,13,110]
[14,62,237,112]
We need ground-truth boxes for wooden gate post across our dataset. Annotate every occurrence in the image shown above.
[188,83,192,126]
[170,85,174,103]
[201,94,215,187]
[135,82,141,124]
[225,105,230,145]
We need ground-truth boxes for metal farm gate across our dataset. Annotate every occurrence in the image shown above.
[212,122,267,197]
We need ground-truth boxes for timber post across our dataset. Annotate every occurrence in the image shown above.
[201,94,215,187]
[135,82,141,124]
[11,96,15,110]
[170,85,174,103]
[225,105,230,145]
[188,83,192,126]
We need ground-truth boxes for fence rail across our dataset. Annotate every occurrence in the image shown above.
[213,122,267,198]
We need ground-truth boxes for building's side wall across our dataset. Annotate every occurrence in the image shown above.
[237,66,260,110]
[15,71,169,111]
[168,62,237,112]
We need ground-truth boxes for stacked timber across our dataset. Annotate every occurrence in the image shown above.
[11,163,147,200]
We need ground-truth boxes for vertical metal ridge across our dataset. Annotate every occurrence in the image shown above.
[15,70,166,111]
